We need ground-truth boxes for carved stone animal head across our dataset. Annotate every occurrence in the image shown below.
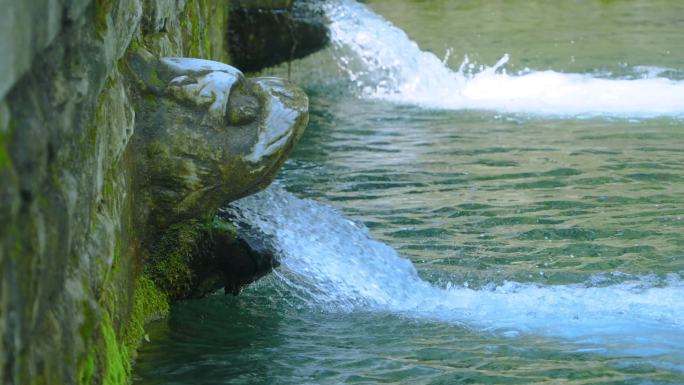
[126,50,308,228]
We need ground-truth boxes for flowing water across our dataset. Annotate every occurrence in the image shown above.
[134,1,684,384]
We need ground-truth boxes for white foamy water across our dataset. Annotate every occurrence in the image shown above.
[323,0,684,117]
[229,186,684,366]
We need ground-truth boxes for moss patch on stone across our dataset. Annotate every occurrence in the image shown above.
[74,258,169,384]
[77,352,96,385]
[0,132,9,170]
[95,0,115,35]
[178,0,230,62]
[146,219,204,299]
[101,314,130,385]
[77,298,98,385]
[0,118,14,170]
[122,275,170,358]
[146,216,238,299]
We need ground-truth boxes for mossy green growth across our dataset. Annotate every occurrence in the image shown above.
[78,353,96,385]
[122,275,170,358]
[78,298,97,385]
[147,66,164,90]
[101,314,130,385]
[0,133,9,170]
[142,93,157,107]
[207,0,228,62]
[181,0,201,58]
[201,1,212,58]
[147,219,209,299]
[76,254,169,384]
[129,39,139,52]
[179,0,229,62]
[146,216,237,299]
[0,119,14,170]
[94,0,115,35]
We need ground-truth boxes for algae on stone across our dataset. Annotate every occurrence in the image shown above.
[122,275,169,358]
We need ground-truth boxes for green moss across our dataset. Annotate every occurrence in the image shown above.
[122,275,170,358]
[78,353,96,385]
[0,134,8,170]
[50,161,62,189]
[76,256,168,384]
[201,2,212,58]
[146,216,237,299]
[129,39,140,52]
[0,119,14,170]
[81,90,103,162]
[94,0,114,35]
[208,1,228,62]
[188,0,202,57]
[143,93,157,107]
[148,66,163,89]
[146,219,209,298]
[112,242,121,273]
[80,300,96,344]
[79,76,117,161]
[101,314,130,385]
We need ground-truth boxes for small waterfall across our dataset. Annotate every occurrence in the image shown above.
[322,0,684,117]
[229,186,684,366]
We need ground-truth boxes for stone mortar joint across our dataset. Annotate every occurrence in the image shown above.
[126,49,308,229]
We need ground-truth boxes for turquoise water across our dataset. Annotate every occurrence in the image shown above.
[134,1,684,384]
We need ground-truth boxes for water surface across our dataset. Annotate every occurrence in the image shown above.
[134,1,684,384]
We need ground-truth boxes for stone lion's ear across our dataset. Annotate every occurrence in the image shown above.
[124,46,169,94]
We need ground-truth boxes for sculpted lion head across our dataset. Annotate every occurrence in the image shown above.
[126,49,308,228]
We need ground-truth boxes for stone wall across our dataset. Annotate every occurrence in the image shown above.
[0,1,321,384]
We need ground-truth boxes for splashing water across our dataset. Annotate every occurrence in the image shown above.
[322,0,684,117]
[229,186,684,368]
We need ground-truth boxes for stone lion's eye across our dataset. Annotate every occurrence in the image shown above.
[168,75,195,87]
[227,92,259,126]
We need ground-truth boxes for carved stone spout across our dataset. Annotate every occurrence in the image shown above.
[126,49,308,229]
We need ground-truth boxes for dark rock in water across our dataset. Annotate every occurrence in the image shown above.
[228,0,329,72]
[214,219,279,296]
[215,205,284,295]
